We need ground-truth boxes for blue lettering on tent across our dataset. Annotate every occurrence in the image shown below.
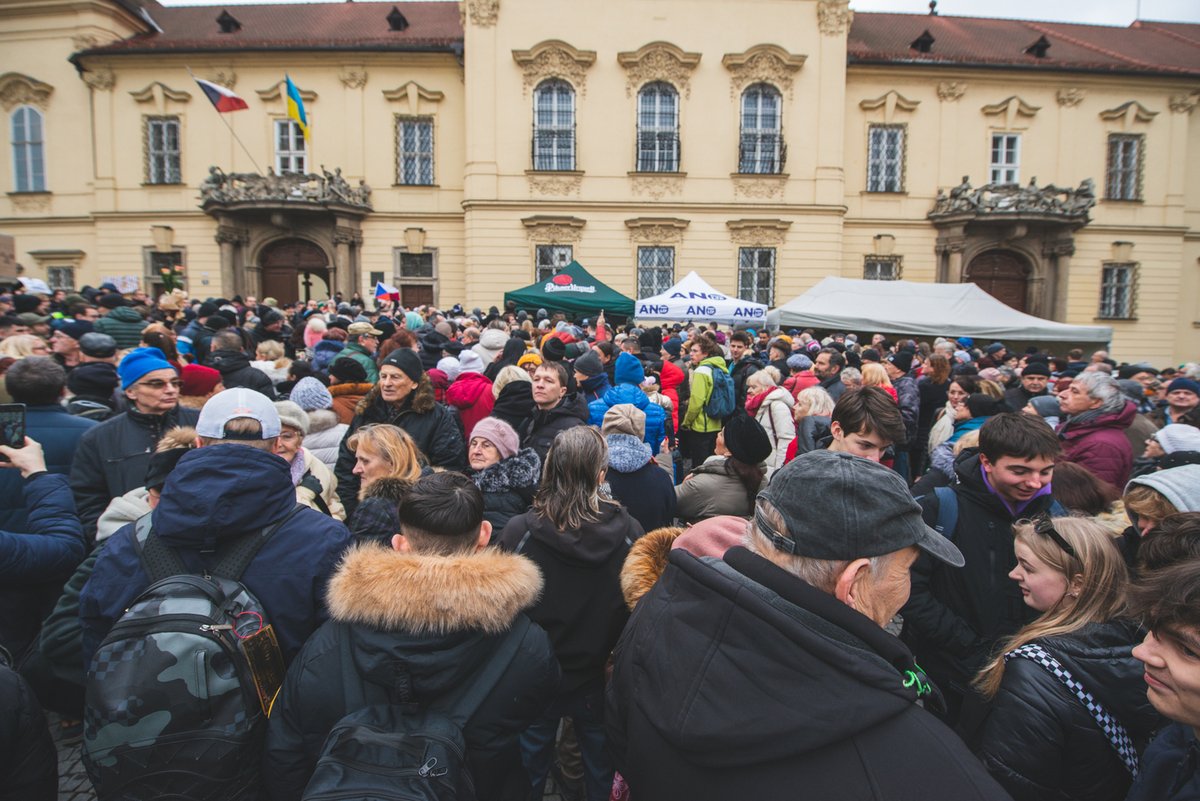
[733,307,765,318]
[670,291,728,301]
[638,304,669,316]
[686,305,717,317]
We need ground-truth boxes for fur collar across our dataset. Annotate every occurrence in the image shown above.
[359,475,413,504]
[620,526,681,610]
[473,447,540,493]
[355,378,436,417]
[329,383,372,397]
[307,408,341,434]
[327,543,544,634]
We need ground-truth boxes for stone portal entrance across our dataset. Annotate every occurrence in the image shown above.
[965,250,1030,312]
[260,239,330,304]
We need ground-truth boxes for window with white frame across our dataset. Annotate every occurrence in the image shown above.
[637,247,675,297]
[636,82,679,172]
[532,79,575,171]
[990,133,1020,184]
[145,116,182,184]
[11,106,45,192]
[863,256,901,280]
[396,117,434,185]
[739,84,784,174]
[867,124,905,192]
[1106,134,1142,201]
[274,119,306,174]
[535,244,573,281]
[738,247,775,307]
[1098,262,1136,319]
[47,266,75,291]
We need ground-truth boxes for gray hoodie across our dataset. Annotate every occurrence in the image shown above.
[1126,464,1200,513]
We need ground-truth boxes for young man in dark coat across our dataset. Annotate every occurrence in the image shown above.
[607,450,1009,800]
[264,472,559,801]
[205,330,278,399]
[518,361,588,463]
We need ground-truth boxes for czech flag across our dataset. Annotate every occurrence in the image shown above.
[285,75,309,140]
[193,77,248,113]
[375,282,400,302]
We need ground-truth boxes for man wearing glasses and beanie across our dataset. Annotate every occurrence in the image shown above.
[70,347,199,541]
[607,449,1010,800]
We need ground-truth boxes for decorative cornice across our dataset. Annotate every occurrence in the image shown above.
[817,0,854,36]
[936,81,966,102]
[81,66,115,92]
[205,69,237,90]
[0,72,54,112]
[625,217,689,244]
[129,82,192,104]
[8,193,51,212]
[630,172,684,199]
[525,170,583,197]
[512,40,597,96]
[731,173,787,200]
[981,96,1040,119]
[338,68,368,90]
[1099,101,1158,124]
[382,81,445,106]
[616,42,702,98]
[722,44,806,99]
[256,81,317,103]
[1170,93,1199,115]
[1056,87,1086,107]
[727,218,791,247]
[859,90,920,123]
[522,215,586,243]
[465,0,499,27]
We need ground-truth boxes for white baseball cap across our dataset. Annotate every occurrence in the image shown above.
[196,388,282,440]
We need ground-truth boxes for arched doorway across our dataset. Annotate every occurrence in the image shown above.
[965,250,1030,312]
[259,239,330,304]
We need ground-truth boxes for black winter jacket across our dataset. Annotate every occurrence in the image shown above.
[472,447,540,533]
[0,651,56,801]
[206,349,277,399]
[491,381,535,431]
[497,502,642,693]
[516,393,589,463]
[977,619,1163,801]
[263,544,560,801]
[334,386,467,518]
[68,404,200,538]
[1126,724,1200,801]
[607,546,1012,801]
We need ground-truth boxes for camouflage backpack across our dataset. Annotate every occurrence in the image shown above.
[82,507,301,801]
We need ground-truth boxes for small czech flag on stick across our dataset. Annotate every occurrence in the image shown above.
[194,76,249,113]
[375,282,401,303]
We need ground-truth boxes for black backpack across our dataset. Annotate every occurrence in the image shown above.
[83,507,301,801]
[301,616,531,801]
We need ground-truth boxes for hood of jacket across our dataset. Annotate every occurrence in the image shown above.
[152,445,296,549]
[1059,400,1137,441]
[206,348,252,375]
[759,386,794,409]
[524,500,634,564]
[579,372,611,398]
[599,383,651,413]
[619,525,682,610]
[493,380,535,419]
[444,371,492,408]
[1127,464,1200,514]
[104,306,144,323]
[306,408,341,434]
[614,352,646,385]
[659,360,684,393]
[607,433,653,473]
[699,355,728,372]
[472,447,541,494]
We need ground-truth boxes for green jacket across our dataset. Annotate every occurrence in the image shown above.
[92,306,148,349]
[682,355,728,434]
[334,341,379,383]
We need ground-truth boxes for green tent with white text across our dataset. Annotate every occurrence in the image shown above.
[503,261,635,319]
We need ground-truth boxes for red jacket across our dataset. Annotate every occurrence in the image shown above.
[659,360,685,431]
[1056,400,1136,489]
[444,372,494,439]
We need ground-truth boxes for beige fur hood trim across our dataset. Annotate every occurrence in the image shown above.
[327,543,544,635]
[620,526,682,610]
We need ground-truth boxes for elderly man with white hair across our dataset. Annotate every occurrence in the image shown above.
[1056,370,1137,487]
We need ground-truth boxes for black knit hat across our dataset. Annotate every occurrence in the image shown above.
[723,411,772,466]
[542,337,567,362]
[382,348,423,383]
[328,357,368,383]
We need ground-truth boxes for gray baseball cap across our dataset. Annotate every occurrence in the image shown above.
[757,449,965,567]
[196,387,281,440]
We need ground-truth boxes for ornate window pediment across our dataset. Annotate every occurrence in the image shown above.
[859,90,920,123]
[256,81,317,104]
[727,218,792,246]
[0,72,53,112]
[512,40,597,96]
[1099,101,1158,129]
[130,82,192,111]
[382,82,445,116]
[981,96,1040,128]
[722,45,806,99]
[625,217,689,244]
[522,215,586,244]
[617,42,702,98]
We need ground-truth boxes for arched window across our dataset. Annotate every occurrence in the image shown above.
[636,81,679,172]
[532,79,575,171]
[11,106,46,192]
[739,84,783,174]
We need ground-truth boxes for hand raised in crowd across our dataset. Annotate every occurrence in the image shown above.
[0,436,48,478]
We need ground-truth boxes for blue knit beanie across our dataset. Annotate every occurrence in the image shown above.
[117,346,174,389]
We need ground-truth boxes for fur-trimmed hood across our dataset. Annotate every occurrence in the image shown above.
[355,377,436,417]
[473,447,540,493]
[607,433,653,473]
[327,542,544,635]
[306,408,341,434]
[620,526,681,610]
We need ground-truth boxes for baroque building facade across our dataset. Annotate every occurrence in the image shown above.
[0,0,1198,363]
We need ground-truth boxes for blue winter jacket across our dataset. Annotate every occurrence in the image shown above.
[0,472,86,657]
[0,404,95,532]
[79,445,352,668]
[588,353,667,449]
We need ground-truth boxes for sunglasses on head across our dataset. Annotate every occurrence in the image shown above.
[1033,514,1076,560]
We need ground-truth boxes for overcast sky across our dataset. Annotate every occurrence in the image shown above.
[157,0,1200,25]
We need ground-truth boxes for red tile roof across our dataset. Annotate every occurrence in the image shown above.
[848,13,1200,77]
[80,1,463,55]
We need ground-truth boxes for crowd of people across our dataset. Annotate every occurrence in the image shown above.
[1,281,1200,801]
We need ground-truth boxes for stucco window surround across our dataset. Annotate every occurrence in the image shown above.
[723,45,803,180]
[627,217,688,293]
[513,40,595,177]
[1098,102,1156,204]
[257,80,317,174]
[728,219,790,307]
[981,96,1038,185]
[860,91,918,194]
[383,82,445,187]
[523,215,585,281]
[618,42,701,176]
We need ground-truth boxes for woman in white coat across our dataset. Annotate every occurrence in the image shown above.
[744,367,795,473]
[273,401,347,521]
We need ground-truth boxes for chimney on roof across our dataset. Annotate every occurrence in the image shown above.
[1025,35,1051,58]
[929,0,938,15]
[387,6,409,31]
[911,30,935,54]
[216,10,241,34]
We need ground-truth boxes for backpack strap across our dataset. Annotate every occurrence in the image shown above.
[299,472,332,517]
[135,513,188,584]
[441,616,532,728]
[211,504,306,581]
[1005,643,1139,777]
[932,486,959,540]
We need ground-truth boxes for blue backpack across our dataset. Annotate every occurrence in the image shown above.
[927,486,1066,540]
[702,365,735,422]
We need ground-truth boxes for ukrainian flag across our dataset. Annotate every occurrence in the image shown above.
[285,75,309,140]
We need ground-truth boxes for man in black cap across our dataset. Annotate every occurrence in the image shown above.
[49,320,92,371]
[1004,360,1052,412]
[978,342,1008,369]
[608,449,1009,800]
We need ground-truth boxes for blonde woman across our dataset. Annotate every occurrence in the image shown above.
[861,362,897,402]
[0,334,50,359]
[975,516,1161,801]
[343,423,424,543]
[251,339,292,387]
[788,385,836,461]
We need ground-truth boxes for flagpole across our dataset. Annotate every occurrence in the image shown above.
[187,66,266,175]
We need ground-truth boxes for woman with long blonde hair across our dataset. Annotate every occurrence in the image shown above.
[861,362,897,401]
[342,423,425,543]
[974,516,1161,801]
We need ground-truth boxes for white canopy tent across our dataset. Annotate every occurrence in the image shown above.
[635,271,768,325]
[768,277,1112,344]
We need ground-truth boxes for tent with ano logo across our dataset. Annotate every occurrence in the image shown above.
[503,260,635,318]
[634,271,768,325]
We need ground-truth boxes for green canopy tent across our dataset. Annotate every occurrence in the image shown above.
[503,260,635,319]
